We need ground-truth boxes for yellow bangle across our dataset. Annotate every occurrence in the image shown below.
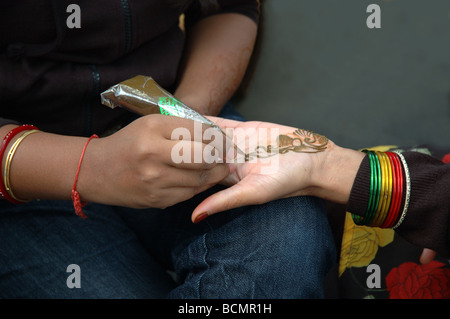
[372,151,391,226]
[378,152,393,226]
[3,129,40,202]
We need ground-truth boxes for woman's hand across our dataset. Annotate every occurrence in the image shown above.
[191,117,365,223]
[8,115,229,209]
[78,115,230,209]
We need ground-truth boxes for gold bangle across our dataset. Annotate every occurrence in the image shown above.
[371,151,391,226]
[375,152,393,226]
[3,129,40,202]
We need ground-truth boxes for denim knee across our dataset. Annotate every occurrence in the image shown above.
[168,196,336,299]
[237,196,336,298]
[265,196,337,298]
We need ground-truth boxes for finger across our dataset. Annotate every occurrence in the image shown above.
[419,248,437,264]
[166,140,227,169]
[205,116,246,132]
[191,181,266,223]
[156,116,204,140]
[161,115,227,146]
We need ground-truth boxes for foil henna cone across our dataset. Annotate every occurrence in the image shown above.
[101,75,221,129]
[101,75,244,160]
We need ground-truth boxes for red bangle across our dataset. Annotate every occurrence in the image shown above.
[391,152,404,227]
[71,134,99,218]
[381,152,399,227]
[0,124,38,203]
[382,152,404,228]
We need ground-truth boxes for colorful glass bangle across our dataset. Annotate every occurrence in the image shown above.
[352,150,382,226]
[384,152,404,228]
[372,151,388,226]
[377,151,393,227]
[366,151,381,226]
[367,151,381,225]
[366,151,378,224]
[372,151,387,226]
[352,150,410,229]
[383,152,395,222]
[392,151,410,229]
[381,152,400,228]
[390,151,405,227]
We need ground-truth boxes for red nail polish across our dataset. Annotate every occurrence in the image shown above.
[194,212,209,224]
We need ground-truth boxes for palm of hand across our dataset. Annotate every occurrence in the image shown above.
[192,117,333,221]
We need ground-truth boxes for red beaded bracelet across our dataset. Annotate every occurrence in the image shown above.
[0,124,38,203]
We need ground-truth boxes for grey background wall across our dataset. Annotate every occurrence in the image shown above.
[232,0,450,151]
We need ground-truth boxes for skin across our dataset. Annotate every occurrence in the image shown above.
[244,129,330,161]
[191,117,437,264]
[191,117,366,221]
[0,117,230,208]
[2,11,436,264]
[174,13,257,116]
[0,12,257,208]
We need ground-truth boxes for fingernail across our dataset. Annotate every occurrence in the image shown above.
[193,212,209,224]
[228,163,236,173]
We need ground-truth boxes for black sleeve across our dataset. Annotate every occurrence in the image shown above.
[185,0,260,29]
[0,117,19,128]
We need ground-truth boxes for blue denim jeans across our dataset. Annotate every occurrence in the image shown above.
[0,105,336,298]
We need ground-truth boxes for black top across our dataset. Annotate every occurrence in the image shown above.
[0,0,259,136]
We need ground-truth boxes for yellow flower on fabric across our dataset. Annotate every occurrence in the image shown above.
[339,213,394,276]
[364,145,397,152]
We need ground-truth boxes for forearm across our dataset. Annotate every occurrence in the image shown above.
[0,124,89,202]
[174,13,257,116]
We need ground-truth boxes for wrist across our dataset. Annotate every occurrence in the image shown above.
[73,136,107,204]
[309,145,365,204]
[7,131,91,202]
[0,124,32,202]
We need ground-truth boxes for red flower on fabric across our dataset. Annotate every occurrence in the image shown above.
[386,261,450,299]
[442,153,450,164]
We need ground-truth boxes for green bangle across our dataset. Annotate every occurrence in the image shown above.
[352,150,379,225]
[372,151,386,226]
[366,151,381,225]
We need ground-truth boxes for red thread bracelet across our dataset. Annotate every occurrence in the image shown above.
[0,125,39,203]
[71,134,98,218]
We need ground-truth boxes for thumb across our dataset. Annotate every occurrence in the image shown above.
[191,182,262,223]
[419,248,437,264]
